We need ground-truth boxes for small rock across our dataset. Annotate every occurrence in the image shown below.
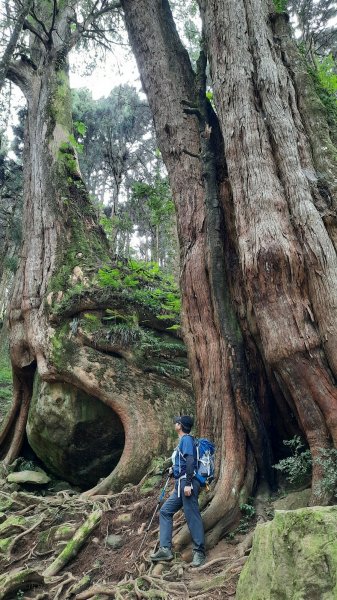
[51,480,75,493]
[115,513,132,523]
[7,470,50,485]
[46,292,53,306]
[54,524,76,541]
[71,265,84,284]
[152,563,165,576]
[273,489,311,511]
[106,534,124,549]
[180,548,192,562]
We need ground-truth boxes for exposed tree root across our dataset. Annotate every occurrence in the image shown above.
[0,568,44,599]
[43,510,102,577]
[0,462,252,600]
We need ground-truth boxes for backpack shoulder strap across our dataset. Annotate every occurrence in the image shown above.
[178,434,195,456]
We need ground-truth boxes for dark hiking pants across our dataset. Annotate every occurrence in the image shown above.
[159,477,205,554]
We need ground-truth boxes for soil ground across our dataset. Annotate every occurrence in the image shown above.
[0,475,256,599]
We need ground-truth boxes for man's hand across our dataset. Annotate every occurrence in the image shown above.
[168,466,173,477]
[184,485,192,497]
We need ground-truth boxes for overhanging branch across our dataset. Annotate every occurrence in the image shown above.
[6,59,33,93]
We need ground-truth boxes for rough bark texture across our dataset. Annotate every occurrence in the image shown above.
[198,0,337,499]
[121,0,337,547]
[0,0,34,92]
[1,3,194,493]
[121,0,273,549]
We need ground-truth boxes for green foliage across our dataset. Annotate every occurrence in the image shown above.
[139,330,184,356]
[273,0,288,12]
[315,448,337,498]
[99,214,113,239]
[227,499,256,539]
[74,120,87,137]
[68,134,84,154]
[131,179,174,228]
[98,260,181,325]
[240,501,256,519]
[309,54,337,125]
[58,143,78,173]
[107,323,142,345]
[273,436,312,485]
[71,85,177,267]
[3,255,18,273]
[0,336,13,424]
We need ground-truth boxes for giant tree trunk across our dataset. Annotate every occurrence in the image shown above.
[199,0,337,495]
[121,0,337,547]
[1,9,194,492]
[121,0,276,549]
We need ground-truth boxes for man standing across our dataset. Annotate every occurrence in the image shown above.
[150,415,206,567]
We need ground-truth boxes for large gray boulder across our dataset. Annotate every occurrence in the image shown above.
[236,506,337,599]
[27,378,124,487]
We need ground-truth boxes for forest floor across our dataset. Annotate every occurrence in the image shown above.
[0,473,258,600]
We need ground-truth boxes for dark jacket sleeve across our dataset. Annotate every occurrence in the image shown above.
[185,454,195,485]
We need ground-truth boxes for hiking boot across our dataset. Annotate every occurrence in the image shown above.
[191,551,206,567]
[150,547,174,562]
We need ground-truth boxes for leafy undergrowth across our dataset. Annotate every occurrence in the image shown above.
[0,473,253,600]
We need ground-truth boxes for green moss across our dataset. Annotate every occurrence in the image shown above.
[55,524,74,539]
[237,506,337,599]
[140,475,162,495]
[0,331,13,424]
[50,69,73,133]
[0,515,26,535]
[0,496,13,512]
[0,537,12,553]
[50,323,78,371]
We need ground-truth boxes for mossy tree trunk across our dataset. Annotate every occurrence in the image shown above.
[121,0,337,546]
[0,2,194,490]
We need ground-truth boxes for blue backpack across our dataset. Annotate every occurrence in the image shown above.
[194,438,215,487]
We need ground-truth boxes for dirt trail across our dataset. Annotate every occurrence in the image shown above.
[0,477,253,599]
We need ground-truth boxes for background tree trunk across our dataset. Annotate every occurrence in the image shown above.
[1,29,193,491]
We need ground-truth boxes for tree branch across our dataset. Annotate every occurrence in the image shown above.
[30,4,50,39]
[23,19,48,47]
[0,0,34,92]
[6,59,33,93]
[48,0,58,39]
[68,0,121,50]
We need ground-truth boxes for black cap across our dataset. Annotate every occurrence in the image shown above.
[174,415,194,431]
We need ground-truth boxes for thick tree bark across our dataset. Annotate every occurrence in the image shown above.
[121,0,276,548]
[1,5,193,492]
[198,0,337,498]
[120,0,337,548]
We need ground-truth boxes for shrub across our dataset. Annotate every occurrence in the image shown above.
[315,448,337,498]
[273,436,312,485]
